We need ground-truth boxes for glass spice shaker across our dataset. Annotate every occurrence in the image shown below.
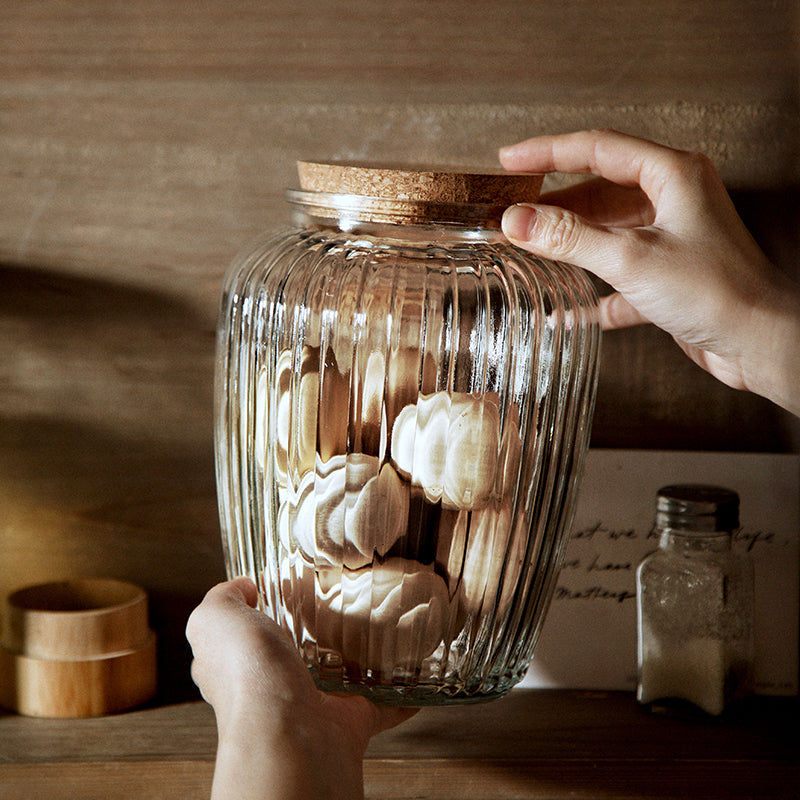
[214,161,601,705]
[636,484,755,716]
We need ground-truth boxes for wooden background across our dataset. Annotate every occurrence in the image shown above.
[1,0,798,701]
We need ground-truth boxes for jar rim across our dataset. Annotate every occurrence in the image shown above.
[286,188,518,228]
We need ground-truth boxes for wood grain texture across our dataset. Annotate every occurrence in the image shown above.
[0,692,797,799]
[0,635,157,718]
[1,1,796,103]
[0,0,798,705]
[2,578,150,658]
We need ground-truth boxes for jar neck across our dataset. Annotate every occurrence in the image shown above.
[658,529,733,554]
[286,189,507,243]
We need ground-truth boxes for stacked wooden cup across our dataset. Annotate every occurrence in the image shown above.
[0,578,156,717]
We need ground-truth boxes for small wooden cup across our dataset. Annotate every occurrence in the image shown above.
[0,578,157,717]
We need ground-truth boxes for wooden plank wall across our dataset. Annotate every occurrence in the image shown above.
[1,0,798,700]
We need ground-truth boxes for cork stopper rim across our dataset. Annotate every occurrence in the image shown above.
[296,160,544,206]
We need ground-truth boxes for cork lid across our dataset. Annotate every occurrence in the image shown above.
[292,161,543,226]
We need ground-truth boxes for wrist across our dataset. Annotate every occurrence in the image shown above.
[212,702,366,800]
[743,274,800,417]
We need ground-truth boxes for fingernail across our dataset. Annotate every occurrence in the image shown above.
[498,141,527,159]
[502,204,537,242]
[498,143,517,160]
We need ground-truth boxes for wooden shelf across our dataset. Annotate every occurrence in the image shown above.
[0,690,797,799]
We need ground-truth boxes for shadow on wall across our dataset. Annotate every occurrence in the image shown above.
[0,263,225,702]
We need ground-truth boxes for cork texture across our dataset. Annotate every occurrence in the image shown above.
[297,161,544,205]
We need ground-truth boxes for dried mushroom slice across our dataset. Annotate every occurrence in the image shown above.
[391,391,502,510]
[278,455,409,569]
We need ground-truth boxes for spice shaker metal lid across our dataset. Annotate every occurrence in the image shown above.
[655,484,740,532]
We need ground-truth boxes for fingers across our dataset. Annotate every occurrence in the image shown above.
[212,576,260,608]
[596,292,651,330]
[499,128,663,181]
[498,131,678,311]
[501,202,649,281]
[368,702,420,736]
[185,577,258,647]
[498,129,800,409]
[322,691,420,750]
[499,129,687,209]
[187,578,297,671]
[188,578,324,719]
[186,579,258,705]
[540,177,655,228]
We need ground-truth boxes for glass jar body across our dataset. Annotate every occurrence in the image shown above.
[637,531,755,715]
[215,208,601,705]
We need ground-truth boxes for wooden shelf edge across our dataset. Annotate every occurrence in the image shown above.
[1,694,797,800]
[363,758,800,800]
[0,760,215,800]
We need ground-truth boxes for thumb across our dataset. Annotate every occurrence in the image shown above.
[502,203,629,277]
[502,203,675,335]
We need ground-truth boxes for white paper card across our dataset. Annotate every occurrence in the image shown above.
[520,450,799,695]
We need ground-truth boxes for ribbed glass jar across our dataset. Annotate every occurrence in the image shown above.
[214,163,601,705]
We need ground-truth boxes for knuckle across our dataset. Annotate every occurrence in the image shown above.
[669,149,719,188]
[185,602,207,643]
[539,209,582,256]
[617,226,660,266]
[588,126,619,138]
[185,610,200,646]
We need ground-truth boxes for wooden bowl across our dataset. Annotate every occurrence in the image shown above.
[0,578,157,717]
